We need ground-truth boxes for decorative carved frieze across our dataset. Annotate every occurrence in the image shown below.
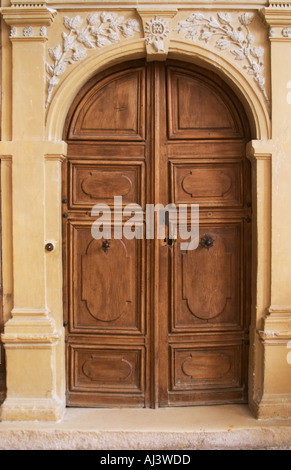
[9,25,48,38]
[45,12,140,107]
[174,12,268,101]
[43,9,269,107]
[282,26,291,36]
[262,4,291,41]
[23,26,33,36]
[3,5,54,41]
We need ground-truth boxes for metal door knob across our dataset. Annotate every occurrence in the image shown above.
[102,240,110,252]
[200,234,214,250]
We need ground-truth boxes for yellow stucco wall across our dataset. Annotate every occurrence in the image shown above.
[0,0,291,421]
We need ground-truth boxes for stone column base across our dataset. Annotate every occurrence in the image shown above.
[0,396,65,422]
[250,394,291,419]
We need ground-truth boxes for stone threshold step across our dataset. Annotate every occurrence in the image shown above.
[0,405,291,450]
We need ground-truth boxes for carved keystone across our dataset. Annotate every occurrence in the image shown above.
[137,9,177,60]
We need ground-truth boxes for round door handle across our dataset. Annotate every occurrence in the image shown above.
[45,242,55,252]
[200,234,214,250]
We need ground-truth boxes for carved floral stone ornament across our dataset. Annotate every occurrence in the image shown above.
[9,26,17,38]
[45,10,269,108]
[23,26,33,37]
[145,16,169,52]
[282,27,291,38]
[174,12,268,101]
[45,12,140,107]
[9,25,50,39]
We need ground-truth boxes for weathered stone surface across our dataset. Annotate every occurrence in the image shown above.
[0,406,290,450]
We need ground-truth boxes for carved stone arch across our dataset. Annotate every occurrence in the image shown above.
[45,38,270,141]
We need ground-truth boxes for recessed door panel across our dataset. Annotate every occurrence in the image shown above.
[167,67,244,139]
[170,344,243,391]
[69,345,145,392]
[172,224,242,332]
[70,160,145,209]
[68,222,144,334]
[68,68,146,141]
[170,160,243,207]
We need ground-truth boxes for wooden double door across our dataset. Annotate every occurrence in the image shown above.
[63,59,251,408]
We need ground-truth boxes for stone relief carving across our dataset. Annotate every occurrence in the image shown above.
[45,12,140,107]
[10,25,48,38]
[144,16,169,52]
[9,26,17,38]
[40,26,47,37]
[174,12,268,101]
[45,10,269,107]
[23,26,33,37]
[282,27,291,37]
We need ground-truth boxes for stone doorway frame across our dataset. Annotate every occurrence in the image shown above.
[0,4,291,421]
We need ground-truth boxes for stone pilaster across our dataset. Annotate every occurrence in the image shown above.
[249,3,291,417]
[0,5,67,421]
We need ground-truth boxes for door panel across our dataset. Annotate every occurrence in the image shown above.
[68,67,146,140]
[159,61,250,406]
[172,224,242,331]
[69,345,145,391]
[63,59,251,408]
[69,222,144,333]
[170,344,243,390]
[70,160,145,209]
[170,160,243,207]
[166,66,244,139]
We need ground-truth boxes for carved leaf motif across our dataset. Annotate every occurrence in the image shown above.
[251,47,264,59]
[54,62,67,76]
[64,15,83,31]
[216,38,230,50]
[46,64,54,76]
[186,28,200,40]
[77,31,95,48]
[231,49,245,60]
[191,13,206,23]
[174,12,268,101]
[200,30,212,42]
[239,12,254,26]
[45,12,140,107]
[62,32,76,52]
[126,19,140,33]
[209,16,220,29]
[49,44,62,61]
[87,13,99,26]
[72,48,87,61]
[217,12,231,25]
[100,12,117,23]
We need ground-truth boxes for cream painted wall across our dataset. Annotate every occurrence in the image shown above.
[0,0,291,421]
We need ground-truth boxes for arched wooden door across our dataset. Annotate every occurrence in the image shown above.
[63,59,251,407]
